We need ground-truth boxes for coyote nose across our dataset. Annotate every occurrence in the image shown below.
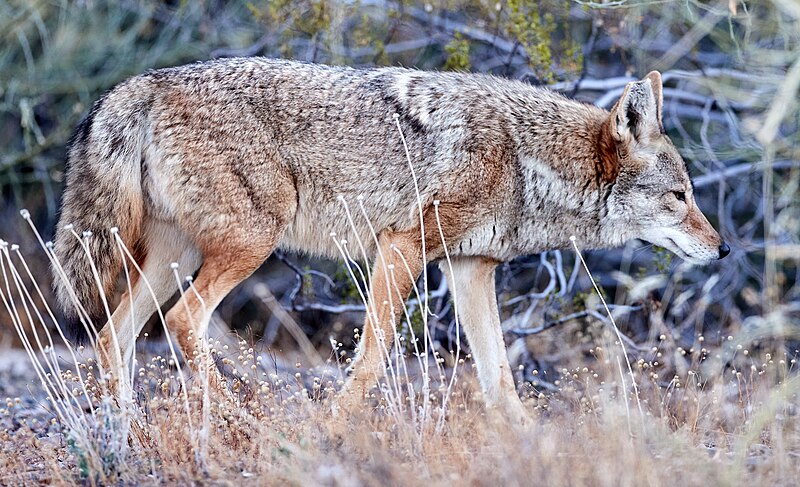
[718,242,730,259]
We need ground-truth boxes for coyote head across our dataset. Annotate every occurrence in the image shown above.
[604,72,729,264]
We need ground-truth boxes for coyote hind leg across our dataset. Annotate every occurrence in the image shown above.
[96,220,201,399]
[164,219,290,400]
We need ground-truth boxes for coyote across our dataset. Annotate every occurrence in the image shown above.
[53,58,728,421]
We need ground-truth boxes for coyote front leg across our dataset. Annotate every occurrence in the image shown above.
[335,229,424,413]
[441,257,529,424]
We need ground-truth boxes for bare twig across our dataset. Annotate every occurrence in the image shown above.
[508,305,642,337]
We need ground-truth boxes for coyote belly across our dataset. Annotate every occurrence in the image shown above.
[52,58,728,419]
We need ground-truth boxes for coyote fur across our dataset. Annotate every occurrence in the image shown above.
[53,58,729,420]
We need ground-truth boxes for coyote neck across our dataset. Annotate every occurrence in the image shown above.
[509,105,622,255]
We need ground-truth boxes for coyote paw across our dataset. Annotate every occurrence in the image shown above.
[329,389,366,420]
[486,399,532,428]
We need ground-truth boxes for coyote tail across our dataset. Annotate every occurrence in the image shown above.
[52,94,148,342]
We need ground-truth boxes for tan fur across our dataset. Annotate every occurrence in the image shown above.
[440,257,530,423]
[52,59,727,421]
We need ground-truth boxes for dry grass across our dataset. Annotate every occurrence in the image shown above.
[0,333,798,486]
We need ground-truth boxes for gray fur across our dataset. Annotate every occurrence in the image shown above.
[52,59,725,411]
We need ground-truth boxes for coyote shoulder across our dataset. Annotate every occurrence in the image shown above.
[53,58,728,419]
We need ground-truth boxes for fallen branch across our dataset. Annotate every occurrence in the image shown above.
[693,160,800,188]
[508,304,642,337]
[252,283,325,368]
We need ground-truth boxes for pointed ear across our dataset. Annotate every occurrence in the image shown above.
[610,71,664,143]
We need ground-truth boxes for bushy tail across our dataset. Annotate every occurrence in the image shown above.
[52,94,148,342]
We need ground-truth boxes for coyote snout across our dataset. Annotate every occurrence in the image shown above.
[641,200,730,264]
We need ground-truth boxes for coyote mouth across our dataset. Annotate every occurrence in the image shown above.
[664,237,684,256]
[664,237,709,265]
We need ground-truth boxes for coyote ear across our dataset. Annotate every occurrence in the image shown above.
[611,71,664,143]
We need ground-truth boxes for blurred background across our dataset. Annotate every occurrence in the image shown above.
[0,0,798,386]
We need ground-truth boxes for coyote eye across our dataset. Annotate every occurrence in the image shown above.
[672,191,686,202]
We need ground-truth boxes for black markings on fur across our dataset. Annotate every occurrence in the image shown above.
[65,94,107,175]
[374,73,426,134]
[69,116,92,155]
[387,96,425,134]
[108,133,125,159]
[599,186,614,218]
[625,105,639,137]
[231,162,269,212]
[407,76,421,94]
[75,96,104,145]
[382,90,425,134]
[64,316,100,345]
[594,170,604,191]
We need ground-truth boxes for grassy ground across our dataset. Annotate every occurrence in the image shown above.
[1,331,798,486]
